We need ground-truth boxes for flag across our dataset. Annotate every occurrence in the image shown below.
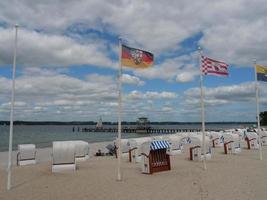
[201,55,229,76]
[256,64,267,82]
[121,44,153,68]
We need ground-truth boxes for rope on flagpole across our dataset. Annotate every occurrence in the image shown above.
[7,24,19,190]
[198,47,207,170]
[253,59,263,160]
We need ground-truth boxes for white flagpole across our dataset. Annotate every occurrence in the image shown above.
[253,59,263,160]
[7,24,19,190]
[117,38,122,181]
[198,47,207,170]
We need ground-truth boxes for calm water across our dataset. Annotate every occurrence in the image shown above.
[0,123,254,152]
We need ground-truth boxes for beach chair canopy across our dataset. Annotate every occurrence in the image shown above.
[150,140,170,150]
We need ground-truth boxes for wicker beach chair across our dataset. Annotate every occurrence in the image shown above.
[140,140,171,174]
[71,140,90,162]
[165,134,183,156]
[184,135,212,161]
[52,141,76,173]
[245,132,259,150]
[222,133,241,154]
[17,144,37,166]
[209,132,223,148]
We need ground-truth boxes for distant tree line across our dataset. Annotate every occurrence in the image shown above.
[260,111,267,125]
[0,120,256,126]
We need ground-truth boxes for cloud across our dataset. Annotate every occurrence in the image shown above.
[127,90,177,100]
[134,54,199,82]
[183,82,267,115]
[0,28,114,67]
[0,1,266,70]
[0,68,119,120]
[0,0,267,122]
[121,74,144,86]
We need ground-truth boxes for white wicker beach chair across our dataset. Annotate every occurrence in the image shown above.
[261,129,267,146]
[223,133,241,154]
[71,140,90,162]
[17,144,37,166]
[52,141,76,173]
[184,135,211,161]
[166,134,183,156]
[245,132,259,150]
[209,132,223,148]
[114,138,130,160]
[132,137,152,163]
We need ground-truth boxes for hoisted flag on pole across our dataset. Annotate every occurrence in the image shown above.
[198,50,229,170]
[201,55,229,77]
[117,41,153,181]
[121,44,153,68]
[254,61,266,161]
[256,64,267,82]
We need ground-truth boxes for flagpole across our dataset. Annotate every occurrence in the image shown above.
[198,47,207,170]
[7,24,19,190]
[117,38,122,181]
[253,59,263,160]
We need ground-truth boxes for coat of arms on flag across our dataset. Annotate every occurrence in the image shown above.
[201,55,229,77]
[121,44,153,68]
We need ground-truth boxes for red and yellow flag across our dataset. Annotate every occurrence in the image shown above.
[121,44,153,68]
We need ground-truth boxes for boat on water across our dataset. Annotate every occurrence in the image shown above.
[136,117,151,134]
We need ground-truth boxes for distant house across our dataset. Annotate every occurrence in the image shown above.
[136,117,151,134]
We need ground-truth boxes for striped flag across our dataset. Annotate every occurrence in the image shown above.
[201,55,229,77]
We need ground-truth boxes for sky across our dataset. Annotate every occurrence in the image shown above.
[0,0,266,122]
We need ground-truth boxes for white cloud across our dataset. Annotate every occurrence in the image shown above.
[127,90,177,100]
[0,28,114,67]
[183,82,267,120]
[1,0,266,59]
[134,54,199,81]
[0,0,267,122]
[121,74,144,86]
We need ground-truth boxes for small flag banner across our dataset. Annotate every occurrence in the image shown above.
[256,64,267,82]
[201,55,229,77]
[121,44,153,68]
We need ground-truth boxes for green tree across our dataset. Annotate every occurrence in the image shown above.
[260,111,267,125]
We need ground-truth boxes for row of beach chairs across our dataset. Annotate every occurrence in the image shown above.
[17,140,90,173]
[114,128,267,173]
[16,128,267,174]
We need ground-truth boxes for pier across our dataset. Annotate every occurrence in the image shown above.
[72,127,222,133]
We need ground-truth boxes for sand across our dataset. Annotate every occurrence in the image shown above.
[0,144,267,200]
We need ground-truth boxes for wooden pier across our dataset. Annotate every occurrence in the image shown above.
[72,127,221,134]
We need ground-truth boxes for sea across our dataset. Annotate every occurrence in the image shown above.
[0,123,255,152]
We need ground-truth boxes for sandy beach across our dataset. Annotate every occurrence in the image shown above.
[0,143,267,200]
